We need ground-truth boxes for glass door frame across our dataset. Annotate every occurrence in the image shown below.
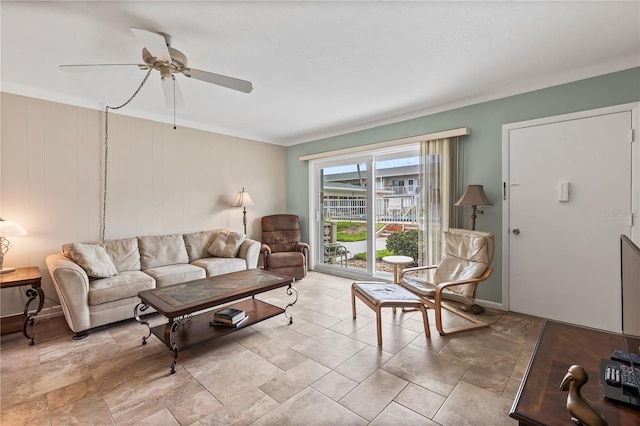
[310,154,378,280]
[308,144,420,281]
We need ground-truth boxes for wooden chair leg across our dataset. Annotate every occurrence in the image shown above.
[351,286,357,319]
[418,305,430,338]
[375,306,383,346]
[434,304,445,335]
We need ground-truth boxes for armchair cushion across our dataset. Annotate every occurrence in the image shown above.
[402,228,494,304]
[267,252,305,268]
[402,273,474,305]
[208,230,246,258]
[68,243,118,278]
[434,229,492,297]
[266,239,298,253]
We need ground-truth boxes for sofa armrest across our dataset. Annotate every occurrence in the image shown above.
[237,238,261,269]
[45,253,91,333]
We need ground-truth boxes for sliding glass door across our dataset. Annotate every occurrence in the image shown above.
[310,146,421,280]
[318,159,372,275]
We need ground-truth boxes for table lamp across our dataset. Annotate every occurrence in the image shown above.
[229,187,255,234]
[0,217,27,273]
[455,185,492,230]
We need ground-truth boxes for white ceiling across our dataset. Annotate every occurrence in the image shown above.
[1,1,639,146]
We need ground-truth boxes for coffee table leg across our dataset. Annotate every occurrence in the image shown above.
[166,320,180,374]
[284,284,298,325]
[134,302,152,345]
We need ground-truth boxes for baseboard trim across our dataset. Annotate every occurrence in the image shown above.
[476,299,506,312]
[37,305,64,320]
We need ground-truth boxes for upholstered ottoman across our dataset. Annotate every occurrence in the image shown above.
[351,282,430,346]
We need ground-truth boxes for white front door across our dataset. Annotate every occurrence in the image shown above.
[505,106,635,332]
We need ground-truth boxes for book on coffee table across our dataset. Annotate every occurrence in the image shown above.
[212,307,246,325]
[209,315,248,328]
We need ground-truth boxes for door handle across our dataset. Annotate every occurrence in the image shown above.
[512,228,520,235]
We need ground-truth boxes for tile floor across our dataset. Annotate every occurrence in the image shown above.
[1,271,544,425]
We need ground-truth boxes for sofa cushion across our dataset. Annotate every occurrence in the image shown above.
[183,229,220,262]
[88,271,154,306]
[138,234,189,269]
[191,257,247,276]
[62,240,98,258]
[208,230,246,258]
[144,264,206,288]
[102,238,140,272]
[68,243,118,278]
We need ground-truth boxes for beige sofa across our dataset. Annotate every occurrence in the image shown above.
[45,229,260,339]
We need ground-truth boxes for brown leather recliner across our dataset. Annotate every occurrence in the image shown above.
[260,214,308,280]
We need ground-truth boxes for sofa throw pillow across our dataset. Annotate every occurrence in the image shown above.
[207,231,246,258]
[68,243,118,278]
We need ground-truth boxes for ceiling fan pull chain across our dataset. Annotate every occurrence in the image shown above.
[100,70,153,242]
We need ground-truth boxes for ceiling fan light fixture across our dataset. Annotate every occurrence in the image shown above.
[60,27,254,107]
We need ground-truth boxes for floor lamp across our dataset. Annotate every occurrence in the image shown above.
[455,185,492,231]
[230,188,255,235]
[454,185,491,314]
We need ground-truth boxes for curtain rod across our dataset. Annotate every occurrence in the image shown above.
[298,127,470,162]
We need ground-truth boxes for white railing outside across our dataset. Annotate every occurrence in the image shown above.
[324,196,419,223]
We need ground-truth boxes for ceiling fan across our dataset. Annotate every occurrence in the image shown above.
[59,28,253,108]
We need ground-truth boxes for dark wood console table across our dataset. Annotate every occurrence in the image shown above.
[510,320,640,425]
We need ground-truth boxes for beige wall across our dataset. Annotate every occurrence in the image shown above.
[0,93,286,316]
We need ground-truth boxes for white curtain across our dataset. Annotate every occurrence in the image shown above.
[418,137,458,266]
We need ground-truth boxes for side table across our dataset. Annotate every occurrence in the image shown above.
[382,255,414,284]
[0,266,43,345]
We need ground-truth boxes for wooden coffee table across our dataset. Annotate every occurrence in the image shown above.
[135,268,296,374]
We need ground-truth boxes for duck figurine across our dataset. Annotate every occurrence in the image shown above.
[560,365,608,426]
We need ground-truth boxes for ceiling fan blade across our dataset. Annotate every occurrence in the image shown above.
[183,68,253,93]
[161,75,185,109]
[130,27,171,62]
[59,64,145,72]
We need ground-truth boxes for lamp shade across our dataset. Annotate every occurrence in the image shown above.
[229,188,255,208]
[455,185,492,207]
[0,218,27,237]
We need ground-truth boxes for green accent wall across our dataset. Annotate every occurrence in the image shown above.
[286,67,640,304]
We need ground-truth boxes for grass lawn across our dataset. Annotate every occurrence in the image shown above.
[334,221,391,259]
[352,248,393,261]
[335,221,385,242]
